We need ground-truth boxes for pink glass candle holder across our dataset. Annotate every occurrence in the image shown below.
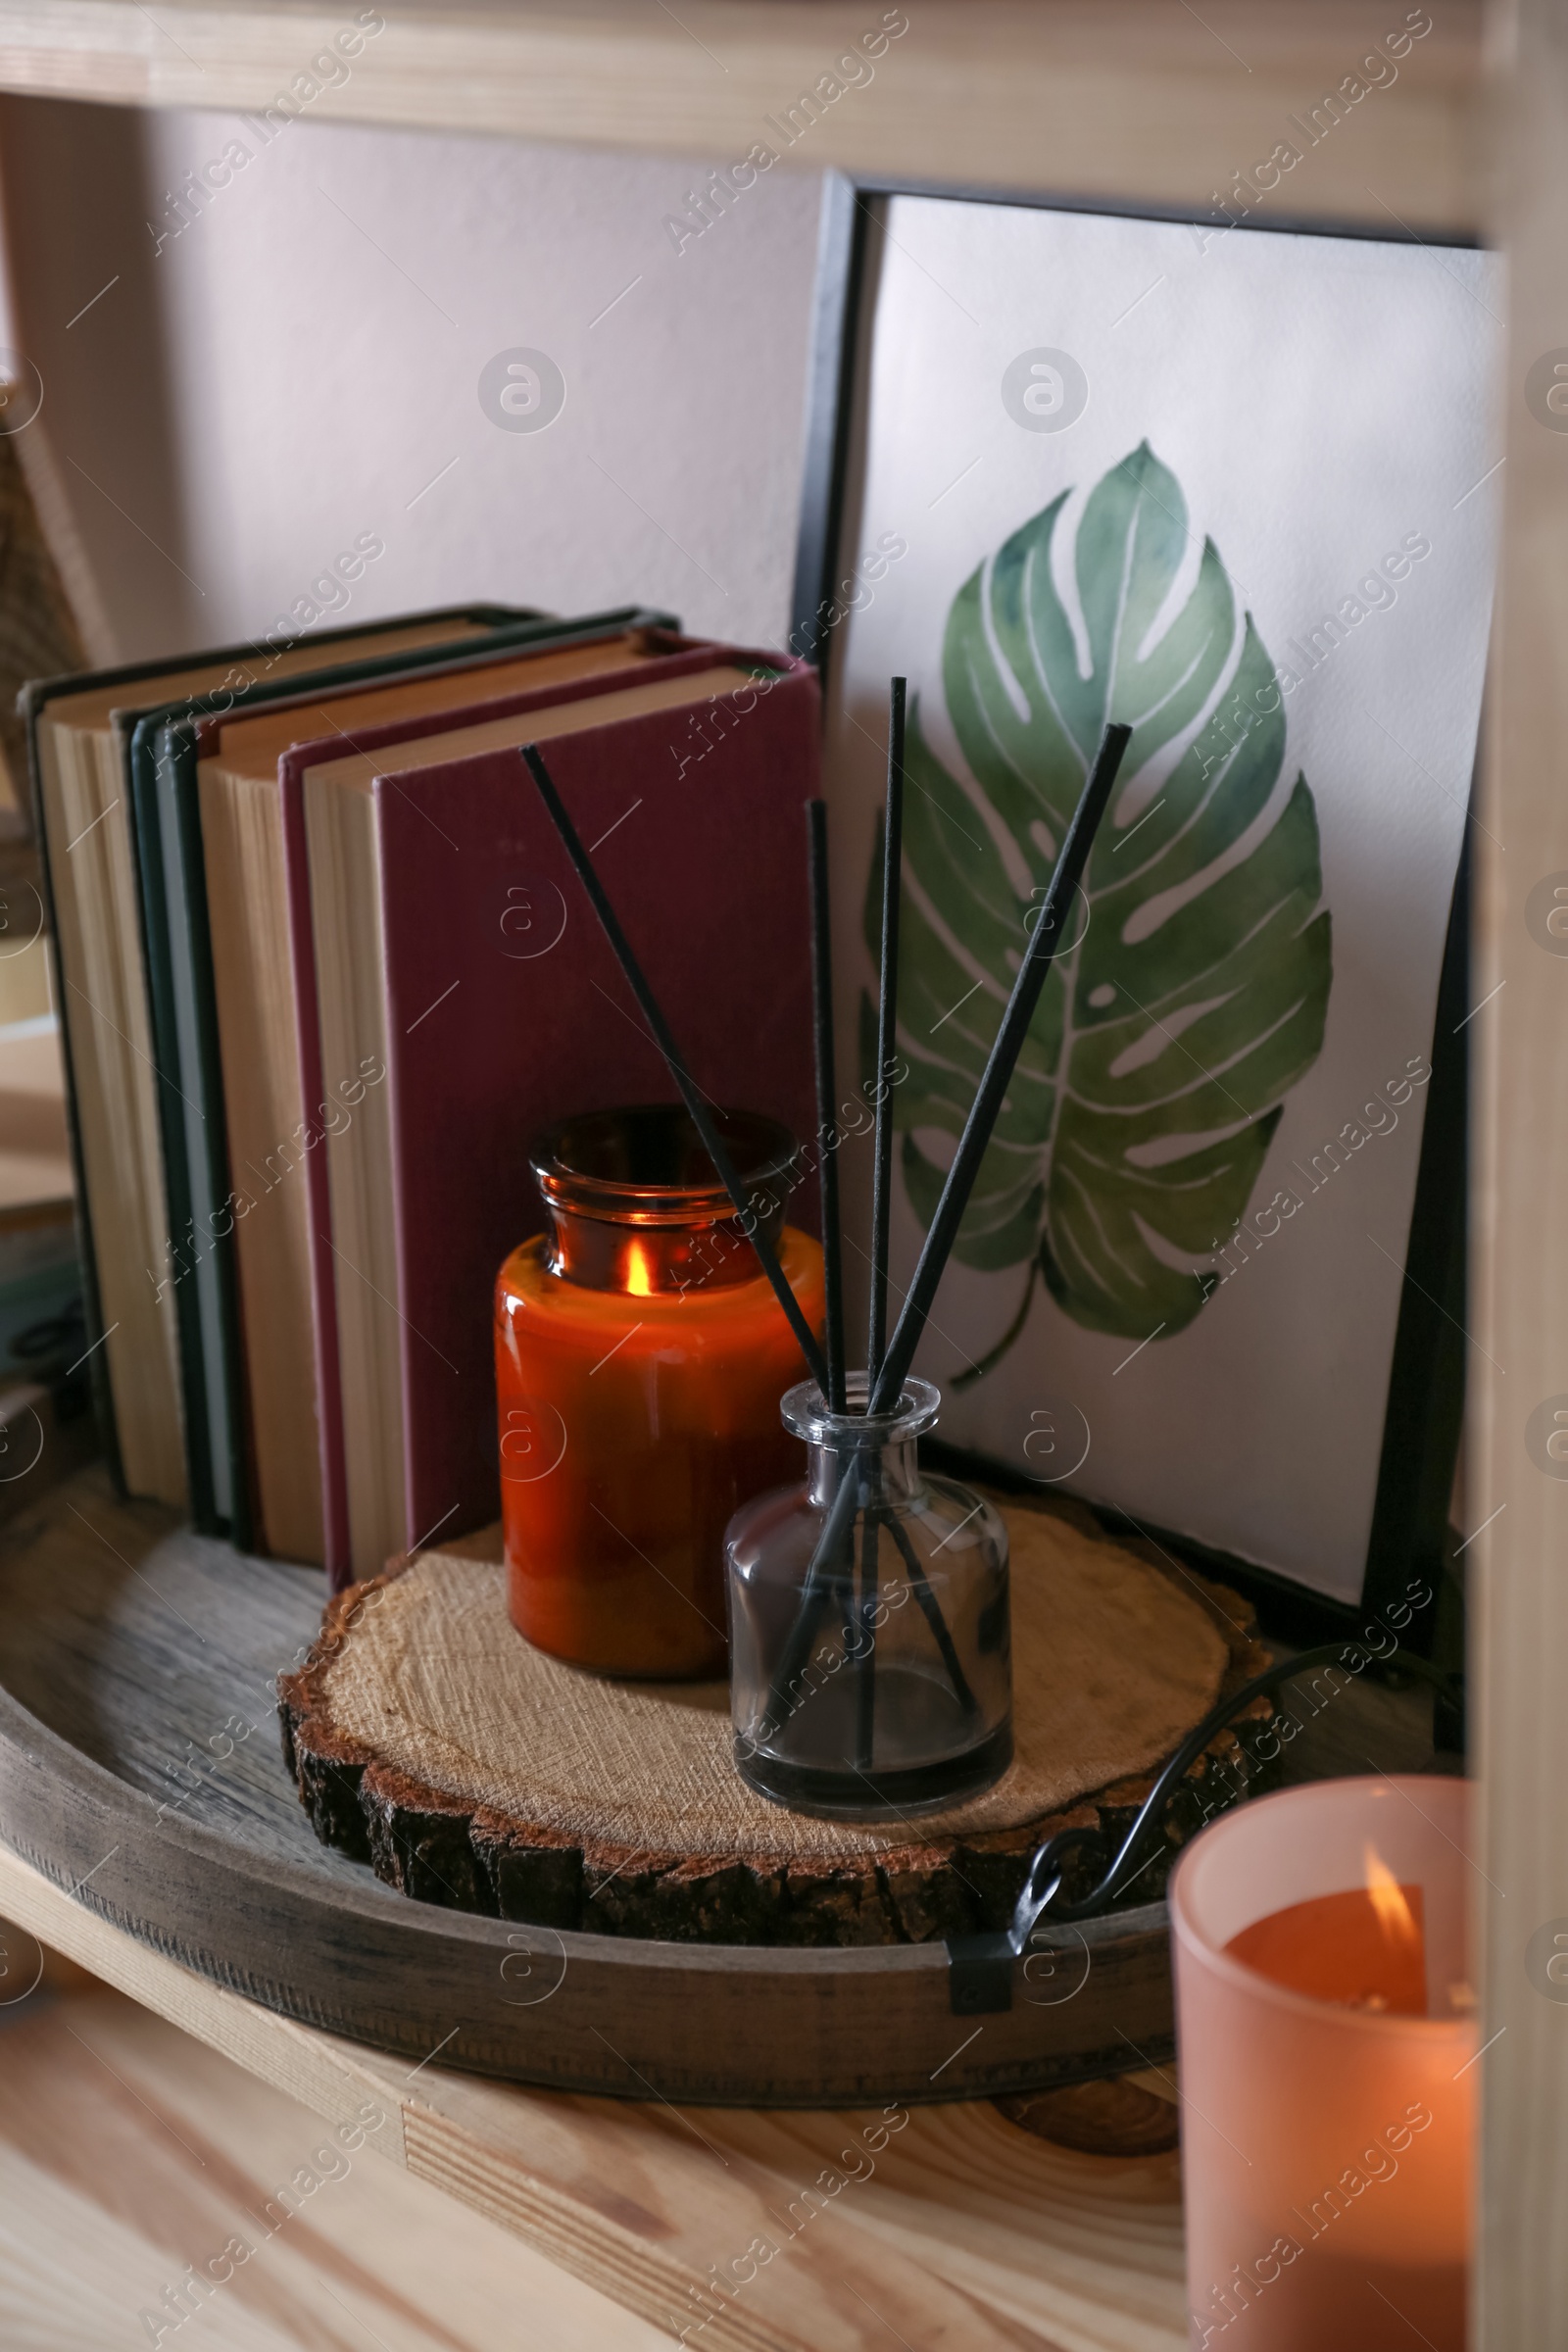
[1170,1775,1475,2352]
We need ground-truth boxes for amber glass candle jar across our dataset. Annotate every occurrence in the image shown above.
[495,1105,824,1679]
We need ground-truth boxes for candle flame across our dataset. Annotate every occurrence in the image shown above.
[1364,1843,1418,1948]
[624,1241,654,1298]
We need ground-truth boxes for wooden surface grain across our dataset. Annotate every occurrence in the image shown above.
[0,0,1482,232]
[0,1958,671,2350]
[0,1847,1189,2350]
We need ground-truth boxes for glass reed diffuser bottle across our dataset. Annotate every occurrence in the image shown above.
[725,1374,1011,1815]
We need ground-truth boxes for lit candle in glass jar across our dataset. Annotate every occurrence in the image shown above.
[494,1104,823,1679]
[1170,1775,1475,2351]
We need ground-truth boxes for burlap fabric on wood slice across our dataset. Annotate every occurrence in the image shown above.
[279,1494,1277,1945]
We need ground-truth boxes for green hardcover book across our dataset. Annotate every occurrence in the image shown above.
[22,603,566,1530]
[136,607,679,1559]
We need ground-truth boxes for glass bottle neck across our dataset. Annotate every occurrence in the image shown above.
[807,1434,924,1510]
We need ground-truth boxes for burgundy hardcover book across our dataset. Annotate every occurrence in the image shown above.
[285,649,819,1583]
[200,619,685,1566]
[263,634,710,1577]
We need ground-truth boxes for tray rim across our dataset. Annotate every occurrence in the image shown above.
[0,1667,1173,1968]
[0,1662,1176,2104]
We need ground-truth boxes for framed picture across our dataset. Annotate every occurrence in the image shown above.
[796,175,1499,1620]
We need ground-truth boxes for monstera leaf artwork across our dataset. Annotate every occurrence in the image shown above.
[862,442,1332,1359]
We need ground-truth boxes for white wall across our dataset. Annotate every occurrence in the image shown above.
[0,99,826,662]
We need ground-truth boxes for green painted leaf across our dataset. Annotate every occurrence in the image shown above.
[863,442,1332,1348]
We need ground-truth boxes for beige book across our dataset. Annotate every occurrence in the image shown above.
[305,662,759,1582]
[198,629,661,1564]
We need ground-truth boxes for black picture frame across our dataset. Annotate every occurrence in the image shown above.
[791,171,1477,1643]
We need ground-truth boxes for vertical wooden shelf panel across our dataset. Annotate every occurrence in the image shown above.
[1475,2,1568,2344]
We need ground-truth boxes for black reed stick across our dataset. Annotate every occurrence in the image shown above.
[807,800,847,1414]
[866,677,906,1389]
[764,1475,979,1750]
[868,722,1130,1416]
[760,722,1128,1741]
[759,1465,860,1737]
[521,742,829,1396]
[855,1509,878,1769]
[883,1509,979,1717]
[857,681,904,1771]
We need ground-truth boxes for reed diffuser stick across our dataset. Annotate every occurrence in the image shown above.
[855,1507,878,1769]
[866,677,906,1388]
[855,680,906,1768]
[883,1510,978,1716]
[758,1466,859,1738]
[868,721,1131,1416]
[807,801,847,1414]
[763,723,1129,1738]
[521,742,830,1396]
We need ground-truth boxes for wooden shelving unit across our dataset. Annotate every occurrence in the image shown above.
[0,2,1563,2342]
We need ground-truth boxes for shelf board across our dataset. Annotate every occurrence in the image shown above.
[0,0,1483,231]
[0,1839,1187,2351]
[0,1970,669,2349]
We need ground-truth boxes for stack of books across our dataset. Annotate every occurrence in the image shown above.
[24,604,820,1584]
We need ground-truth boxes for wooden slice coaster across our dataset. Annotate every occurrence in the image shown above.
[280,1494,1277,1946]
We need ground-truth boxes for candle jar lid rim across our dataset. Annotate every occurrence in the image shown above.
[531,1102,798,1228]
[781,1373,940,1446]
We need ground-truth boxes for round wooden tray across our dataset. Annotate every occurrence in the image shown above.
[0,1464,1272,2106]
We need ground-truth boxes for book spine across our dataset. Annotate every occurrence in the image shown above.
[21,689,125,1494]
[169,728,257,1553]
[280,757,353,1586]
[125,719,221,1537]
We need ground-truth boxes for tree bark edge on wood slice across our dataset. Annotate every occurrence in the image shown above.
[278,1494,1278,1948]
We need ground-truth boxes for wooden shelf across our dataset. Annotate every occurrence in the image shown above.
[0,0,1483,230]
[0,1963,671,2349]
[0,1839,1187,2350]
